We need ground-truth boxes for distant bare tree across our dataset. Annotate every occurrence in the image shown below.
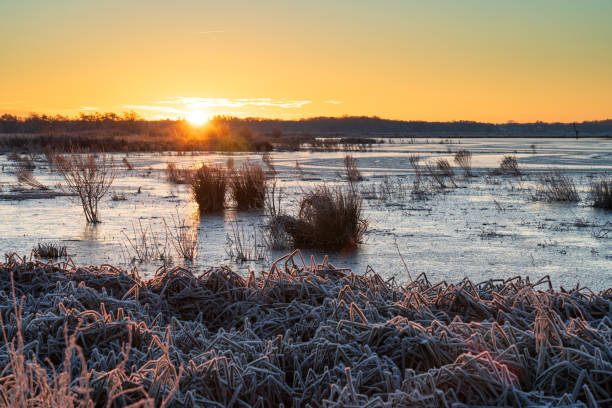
[54,152,115,223]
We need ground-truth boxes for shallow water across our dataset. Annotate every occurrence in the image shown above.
[1,138,611,289]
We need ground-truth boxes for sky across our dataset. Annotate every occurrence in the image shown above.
[1,0,611,123]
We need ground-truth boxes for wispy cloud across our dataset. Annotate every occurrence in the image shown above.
[122,105,184,114]
[158,97,311,109]
[193,30,225,35]
[324,100,342,105]
[79,106,100,111]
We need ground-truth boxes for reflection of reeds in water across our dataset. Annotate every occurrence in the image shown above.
[0,251,611,406]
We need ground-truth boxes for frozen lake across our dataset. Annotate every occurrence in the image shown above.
[1,137,611,290]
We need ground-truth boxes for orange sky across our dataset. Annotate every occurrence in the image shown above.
[1,1,611,122]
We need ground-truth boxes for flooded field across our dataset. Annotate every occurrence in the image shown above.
[1,137,611,290]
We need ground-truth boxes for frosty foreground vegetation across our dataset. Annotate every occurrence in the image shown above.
[0,251,610,407]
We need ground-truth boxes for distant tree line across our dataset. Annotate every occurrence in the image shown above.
[2,113,612,137]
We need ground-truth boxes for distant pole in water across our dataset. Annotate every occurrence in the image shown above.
[573,122,579,139]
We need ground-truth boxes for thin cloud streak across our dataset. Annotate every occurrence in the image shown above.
[158,97,311,109]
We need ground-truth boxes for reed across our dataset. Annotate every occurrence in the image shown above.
[344,154,363,182]
[229,162,266,210]
[590,176,612,209]
[531,170,580,202]
[271,185,367,250]
[498,155,521,176]
[190,163,228,213]
[453,149,473,176]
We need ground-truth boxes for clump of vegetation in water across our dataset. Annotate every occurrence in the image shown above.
[590,176,612,209]
[454,149,473,176]
[271,185,367,250]
[531,170,580,202]
[229,162,266,210]
[498,155,521,176]
[190,163,228,213]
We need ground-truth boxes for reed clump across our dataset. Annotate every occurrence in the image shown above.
[590,176,612,209]
[190,163,227,213]
[229,162,266,210]
[344,154,363,182]
[498,155,521,176]
[32,242,67,258]
[454,149,473,176]
[531,170,580,202]
[271,185,367,250]
[0,252,610,407]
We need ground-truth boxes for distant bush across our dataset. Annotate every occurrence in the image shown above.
[271,185,367,250]
[454,150,473,176]
[498,155,521,176]
[590,177,612,209]
[344,154,363,182]
[191,164,227,213]
[532,170,579,202]
[229,162,266,210]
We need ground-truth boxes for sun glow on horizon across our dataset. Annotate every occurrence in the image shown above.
[186,110,209,126]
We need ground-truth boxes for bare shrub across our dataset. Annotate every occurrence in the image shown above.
[226,221,266,262]
[531,170,579,202]
[498,155,521,176]
[191,163,227,213]
[229,162,266,210]
[454,149,473,176]
[54,152,115,223]
[165,162,193,184]
[33,242,67,258]
[272,185,367,250]
[165,214,198,261]
[344,154,363,182]
[590,177,612,209]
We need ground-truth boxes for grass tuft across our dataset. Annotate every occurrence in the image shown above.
[531,170,580,202]
[191,163,228,213]
[590,176,612,209]
[272,185,367,250]
[229,162,266,210]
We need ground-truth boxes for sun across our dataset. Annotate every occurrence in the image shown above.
[186,110,209,126]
